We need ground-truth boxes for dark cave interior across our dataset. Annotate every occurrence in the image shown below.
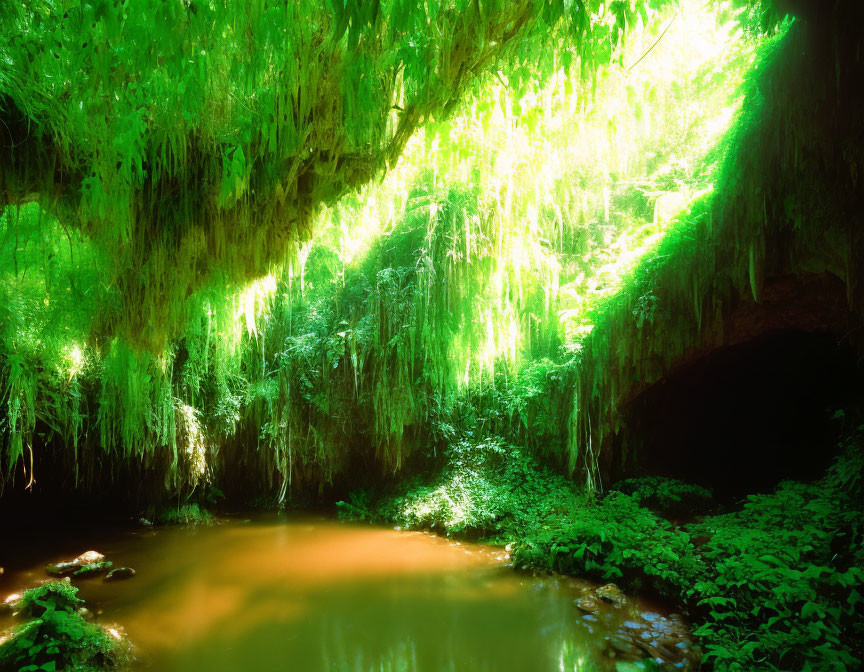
[622,330,863,498]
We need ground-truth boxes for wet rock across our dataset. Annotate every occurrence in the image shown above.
[76,551,105,564]
[599,599,698,670]
[575,596,599,613]
[659,633,683,648]
[47,550,110,577]
[46,561,78,576]
[138,517,153,527]
[661,644,684,660]
[608,635,641,658]
[1,593,21,614]
[105,567,136,582]
[596,583,627,607]
[573,583,698,670]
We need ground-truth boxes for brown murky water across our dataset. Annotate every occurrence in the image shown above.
[1,515,680,671]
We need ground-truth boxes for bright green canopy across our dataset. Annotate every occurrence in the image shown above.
[0,0,674,347]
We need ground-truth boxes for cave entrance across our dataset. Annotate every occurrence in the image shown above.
[621,331,863,498]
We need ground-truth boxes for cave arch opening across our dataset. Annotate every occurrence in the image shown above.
[621,330,864,498]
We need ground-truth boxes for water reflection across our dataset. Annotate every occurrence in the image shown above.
[0,516,635,671]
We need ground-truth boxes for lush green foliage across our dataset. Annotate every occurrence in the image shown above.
[516,442,864,671]
[2,3,862,670]
[570,4,864,480]
[13,583,82,619]
[349,431,864,671]
[340,435,587,539]
[0,0,675,348]
[0,1,759,498]
[516,490,694,587]
[156,502,213,526]
[0,582,129,672]
[612,476,713,517]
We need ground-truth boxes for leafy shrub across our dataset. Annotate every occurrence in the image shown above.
[685,446,864,671]
[0,581,130,672]
[345,435,586,540]
[513,491,697,593]
[611,476,713,518]
[14,582,83,618]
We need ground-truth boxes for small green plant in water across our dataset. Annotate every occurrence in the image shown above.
[72,562,113,580]
[14,582,83,618]
[156,503,213,526]
[0,581,130,672]
[336,490,373,522]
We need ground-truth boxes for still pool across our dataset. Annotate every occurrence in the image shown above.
[1,515,690,671]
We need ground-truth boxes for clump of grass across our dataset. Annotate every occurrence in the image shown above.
[156,503,213,526]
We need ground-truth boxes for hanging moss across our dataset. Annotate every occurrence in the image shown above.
[0,0,663,350]
[0,1,769,502]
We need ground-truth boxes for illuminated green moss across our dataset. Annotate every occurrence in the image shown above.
[0,0,677,349]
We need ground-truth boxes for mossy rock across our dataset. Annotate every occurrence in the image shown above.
[46,552,110,579]
[73,561,113,579]
[0,581,131,672]
[15,580,82,618]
